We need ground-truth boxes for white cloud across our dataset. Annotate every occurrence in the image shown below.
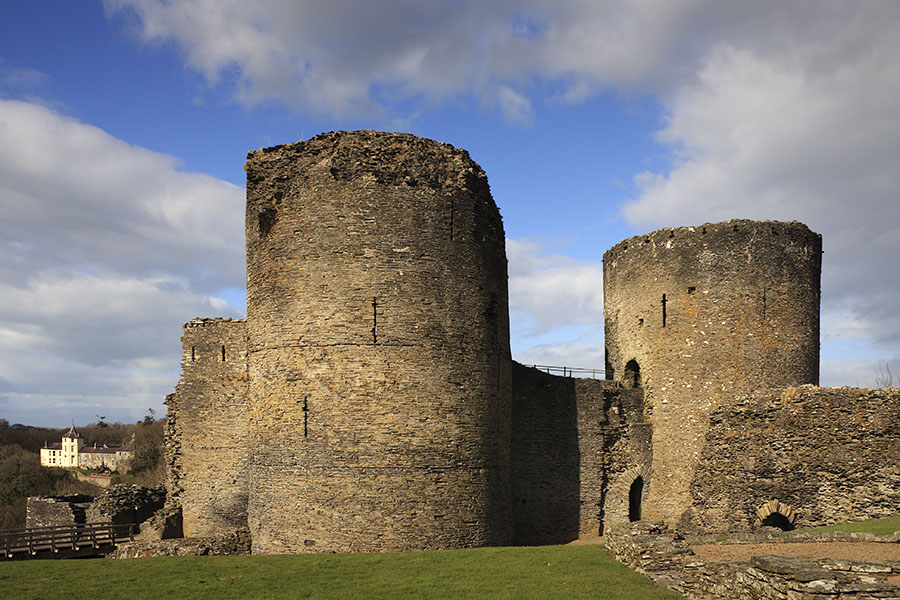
[0,60,48,89]
[0,99,244,425]
[621,11,900,362]
[507,238,604,335]
[4,0,892,414]
[107,2,900,118]
[506,237,607,370]
[0,99,245,290]
[496,85,534,126]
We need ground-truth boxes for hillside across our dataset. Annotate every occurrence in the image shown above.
[0,417,165,529]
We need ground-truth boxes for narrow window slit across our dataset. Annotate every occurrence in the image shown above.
[191,346,195,361]
[221,345,226,362]
[661,294,667,327]
[372,297,378,344]
[762,288,767,320]
[302,396,309,438]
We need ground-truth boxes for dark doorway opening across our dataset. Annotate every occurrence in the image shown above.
[761,512,794,531]
[628,476,643,522]
[624,360,641,388]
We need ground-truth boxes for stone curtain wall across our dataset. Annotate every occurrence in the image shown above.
[690,385,900,532]
[166,318,249,537]
[511,364,594,544]
[509,363,651,542]
[244,131,512,554]
[603,220,821,526]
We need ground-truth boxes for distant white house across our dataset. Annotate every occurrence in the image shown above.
[40,424,133,472]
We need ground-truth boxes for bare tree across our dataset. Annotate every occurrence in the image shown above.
[875,361,896,388]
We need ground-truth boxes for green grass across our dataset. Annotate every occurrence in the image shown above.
[802,515,900,536]
[0,544,684,600]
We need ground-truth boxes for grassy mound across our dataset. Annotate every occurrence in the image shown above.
[804,515,900,536]
[0,544,684,600]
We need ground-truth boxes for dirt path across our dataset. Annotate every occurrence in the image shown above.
[567,535,604,546]
[692,541,900,563]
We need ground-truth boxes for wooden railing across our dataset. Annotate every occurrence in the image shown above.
[1,522,135,559]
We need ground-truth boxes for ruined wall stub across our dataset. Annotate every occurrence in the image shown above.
[692,385,900,532]
[603,220,821,527]
[166,318,249,537]
[26,495,92,529]
[245,131,512,554]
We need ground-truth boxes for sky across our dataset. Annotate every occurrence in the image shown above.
[1,1,899,427]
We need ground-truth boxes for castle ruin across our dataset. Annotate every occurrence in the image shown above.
[165,131,900,554]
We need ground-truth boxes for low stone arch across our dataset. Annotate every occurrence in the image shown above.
[752,499,799,531]
[604,465,652,533]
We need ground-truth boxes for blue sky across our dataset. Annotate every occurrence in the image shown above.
[1,1,899,426]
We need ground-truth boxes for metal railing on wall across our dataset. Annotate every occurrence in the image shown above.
[529,365,606,379]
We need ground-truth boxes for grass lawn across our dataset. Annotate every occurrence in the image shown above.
[803,515,900,537]
[0,544,684,600]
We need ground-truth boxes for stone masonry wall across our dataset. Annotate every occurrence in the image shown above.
[245,131,512,554]
[510,362,650,542]
[602,418,653,534]
[603,220,821,527]
[25,495,92,528]
[166,318,249,537]
[690,385,900,532]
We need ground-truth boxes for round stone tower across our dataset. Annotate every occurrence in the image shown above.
[603,220,821,526]
[244,131,512,554]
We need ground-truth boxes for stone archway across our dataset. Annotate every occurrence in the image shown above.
[629,476,644,522]
[753,499,799,531]
[604,465,652,533]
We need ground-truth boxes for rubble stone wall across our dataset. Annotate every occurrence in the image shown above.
[86,484,166,528]
[245,131,512,554]
[166,318,249,537]
[690,385,900,532]
[603,220,821,526]
[25,495,92,528]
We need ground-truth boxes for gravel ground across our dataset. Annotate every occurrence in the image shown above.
[692,541,900,563]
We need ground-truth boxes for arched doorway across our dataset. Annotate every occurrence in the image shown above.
[761,512,794,531]
[753,499,799,531]
[628,476,643,522]
[624,360,641,389]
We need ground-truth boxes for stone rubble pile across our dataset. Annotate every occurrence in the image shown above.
[606,521,900,599]
[107,529,251,559]
[86,484,166,528]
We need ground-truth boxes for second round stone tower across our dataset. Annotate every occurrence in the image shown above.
[603,220,821,527]
[245,131,512,554]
